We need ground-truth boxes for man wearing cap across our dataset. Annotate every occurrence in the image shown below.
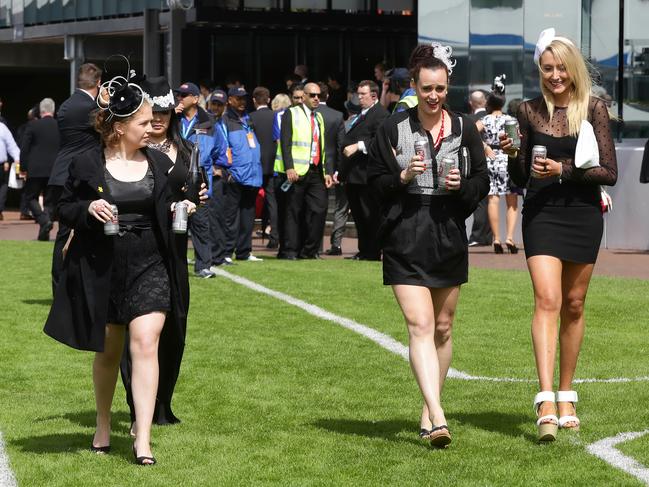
[276,82,333,260]
[339,80,388,261]
[213,86,263,263]
[175,81,219,277]
[207,90,227,119]
[380,67,416,113]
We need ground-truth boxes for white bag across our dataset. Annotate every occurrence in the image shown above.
[575,120,612,212]
[8,162,23,189]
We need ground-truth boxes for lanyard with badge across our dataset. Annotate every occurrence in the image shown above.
[241,115,256,149]
[182,116,197,139]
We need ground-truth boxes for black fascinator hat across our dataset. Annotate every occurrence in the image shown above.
[140,76,176,112]
[97,55,145,120]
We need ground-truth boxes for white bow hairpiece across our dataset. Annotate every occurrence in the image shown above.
[431,42,457,76]
[533,28,575,63]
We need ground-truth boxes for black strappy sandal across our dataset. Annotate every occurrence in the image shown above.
[505,240,519,254]
[90,444,111,454]
[429,425,452,448]
[132,443,156,466]
[419,428,432,439]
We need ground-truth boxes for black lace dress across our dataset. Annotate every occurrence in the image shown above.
[104,165,171,325]
[509,97,617,263]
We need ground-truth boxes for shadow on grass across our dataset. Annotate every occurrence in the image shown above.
[312,418,424,447]
[10,432,133,455]
[449,411,536,443]
[37,410,131,429]
[22,298,53,306]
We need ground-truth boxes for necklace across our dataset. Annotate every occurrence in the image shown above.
[433,110,446,150]
[148,138,172,153]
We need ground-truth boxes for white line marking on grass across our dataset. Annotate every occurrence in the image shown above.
[213,269,649,384]
[587,431,649,485]
[0,432,18,487]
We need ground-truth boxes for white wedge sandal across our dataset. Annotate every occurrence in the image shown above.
[557,390,580,431]
[534,391,558,442]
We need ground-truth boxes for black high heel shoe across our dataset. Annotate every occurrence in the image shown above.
[90,444,111,454]
[132,443,156,466]
[493,241,504,254]
[505,240,519,254]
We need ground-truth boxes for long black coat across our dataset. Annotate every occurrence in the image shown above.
[44,146,189,355]
[20,116,60,178]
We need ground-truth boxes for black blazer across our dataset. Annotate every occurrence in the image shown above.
[48,89,100,187]
[44,147,189,353]
[339,102,389,184]
[249,106,277,176]
[20,116,60,178]
[316,103,345,175]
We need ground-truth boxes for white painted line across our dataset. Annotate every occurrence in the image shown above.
[587,431,649,485]
[0,432,18,487]
[214,269,649,384]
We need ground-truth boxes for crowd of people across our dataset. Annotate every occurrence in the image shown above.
[0,25,620,462]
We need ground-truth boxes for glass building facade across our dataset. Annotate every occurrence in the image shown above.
[419,0,649,136]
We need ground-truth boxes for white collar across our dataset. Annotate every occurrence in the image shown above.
[79,88,96,100]
[360,100,377,116]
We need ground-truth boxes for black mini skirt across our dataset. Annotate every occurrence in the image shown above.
[107,228,171,326]
[382,195,468,288]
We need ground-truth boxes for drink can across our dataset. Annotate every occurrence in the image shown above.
[531,145,547,178]
[504,119,520,150]
[280,179,292,192]
[104,205,119,236]
[439,156,458,190]
[173,202,189,234]
[414,139,428,160]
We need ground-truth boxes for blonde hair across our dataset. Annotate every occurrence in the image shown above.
[538,38,591,137]
[271,93,291,111]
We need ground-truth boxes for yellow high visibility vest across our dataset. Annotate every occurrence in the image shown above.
[393,95,418,113]
[274,106,326,176]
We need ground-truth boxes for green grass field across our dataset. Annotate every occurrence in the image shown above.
[2,241,649,486]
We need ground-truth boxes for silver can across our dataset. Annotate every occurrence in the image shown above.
[439,156,458,190]
[414,139,428,160]
[103,205,119,236]
[504,119,520,150]
[173,201,189,234]
[531,145,547,178]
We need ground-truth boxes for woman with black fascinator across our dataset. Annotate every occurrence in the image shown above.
[119,76,195,435]
[44,64,197,465]
[476,74,521,254]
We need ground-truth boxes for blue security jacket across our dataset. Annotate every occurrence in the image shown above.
[215,108,263,188]
[180,107,227,197]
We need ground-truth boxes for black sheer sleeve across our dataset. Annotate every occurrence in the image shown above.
[508,101,531,187]
[560,98,618,186]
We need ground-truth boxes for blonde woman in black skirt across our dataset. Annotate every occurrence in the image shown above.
[501,30,617,442]
[368,44,488,447]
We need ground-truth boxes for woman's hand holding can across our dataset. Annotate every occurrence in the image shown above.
[400,154,427,184]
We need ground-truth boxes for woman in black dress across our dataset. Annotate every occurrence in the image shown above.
[368,44,488,447]
[501,30,617,441]
[120,76,195,433]
[44,75,197,464]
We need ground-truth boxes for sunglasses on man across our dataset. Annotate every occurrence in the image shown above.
[305,92,320,98]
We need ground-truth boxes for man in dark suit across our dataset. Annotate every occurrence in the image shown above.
[20,98,60,241]
[339,80,388,261]
[316,82,345,255]
[48,63,102,292]
[249,86,278,249]
[466,89,492,246]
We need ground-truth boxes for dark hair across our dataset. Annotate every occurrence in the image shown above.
[486,93,506,113]
[318,82,329,99]
[408,45,449,82]
[165,110,193,165]
[325,72,342,83]
[77,63,102,90]
[290,83,305,95]
[357,80,379,96]
[507,98,523,117]
[252,86,270,105]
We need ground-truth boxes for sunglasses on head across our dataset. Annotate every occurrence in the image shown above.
[305,93,321,98]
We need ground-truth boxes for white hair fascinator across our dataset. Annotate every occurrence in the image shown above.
[431,42,457,76]
[534,28,575,63]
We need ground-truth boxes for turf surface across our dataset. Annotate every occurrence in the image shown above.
[1,241,649,486]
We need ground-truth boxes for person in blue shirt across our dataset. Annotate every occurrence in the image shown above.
[214,87,264,262]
